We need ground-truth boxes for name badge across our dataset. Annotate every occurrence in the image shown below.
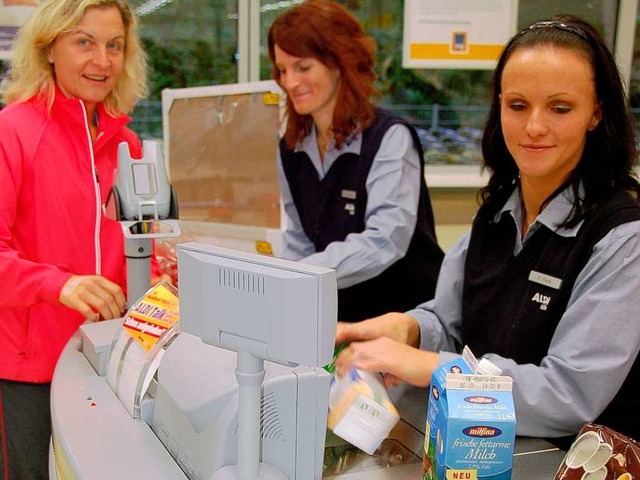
[528,270,562,290]
[341,189,357,200]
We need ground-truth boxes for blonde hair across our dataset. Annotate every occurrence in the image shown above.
[2,0,148,115]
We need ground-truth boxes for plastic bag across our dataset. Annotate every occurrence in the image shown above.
[554,423,640,480]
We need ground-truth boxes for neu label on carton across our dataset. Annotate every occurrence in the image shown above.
[422,351,516,480]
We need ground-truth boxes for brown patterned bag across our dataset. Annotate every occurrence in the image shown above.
[554,423,640,480]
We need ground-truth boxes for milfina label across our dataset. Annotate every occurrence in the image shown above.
[462,426,502,437]
[422,360,516,480]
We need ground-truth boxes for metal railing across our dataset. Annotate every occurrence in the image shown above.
[130,101,640,166]
[130,102,490,138]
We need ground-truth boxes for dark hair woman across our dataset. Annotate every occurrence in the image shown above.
[335,15,640,444]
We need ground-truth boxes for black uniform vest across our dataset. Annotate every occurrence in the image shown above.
[462,188,640,440]
[280,109,444,322]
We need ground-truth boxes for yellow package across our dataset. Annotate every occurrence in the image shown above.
[327,368,400,455]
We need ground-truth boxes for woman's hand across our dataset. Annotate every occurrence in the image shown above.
[333,312,436,387]
[335,312,421,347]
[59,275,126,320]
[335,336,438,387]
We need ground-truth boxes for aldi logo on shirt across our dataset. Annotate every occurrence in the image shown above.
[531,292,551,310]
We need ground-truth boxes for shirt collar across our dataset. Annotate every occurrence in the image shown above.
[295,125,362,176]
[297,125,360,151]
[496,184,585,238]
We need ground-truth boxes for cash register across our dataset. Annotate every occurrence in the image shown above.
[48,142,564,480]
[49,245,565,480]
[48,241,426,479]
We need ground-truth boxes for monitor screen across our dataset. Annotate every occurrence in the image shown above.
[177,242,337,368]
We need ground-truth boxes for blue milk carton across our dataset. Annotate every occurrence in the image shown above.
[422,350,516,480]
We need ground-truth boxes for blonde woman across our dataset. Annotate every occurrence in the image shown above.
[0,1,147,476]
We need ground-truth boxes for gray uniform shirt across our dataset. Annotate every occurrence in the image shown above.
[277,124,422,289]
[408,186,640,437]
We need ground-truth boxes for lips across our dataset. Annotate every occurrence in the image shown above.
[84,74,108,82]
[521,144,552,151]
[291,92,310,101]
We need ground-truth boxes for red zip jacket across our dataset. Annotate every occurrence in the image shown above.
[0,90,142,382]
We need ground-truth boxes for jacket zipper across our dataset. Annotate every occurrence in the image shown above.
[79,101,102,275]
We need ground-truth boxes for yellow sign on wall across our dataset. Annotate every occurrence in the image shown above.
[403,0,519,70]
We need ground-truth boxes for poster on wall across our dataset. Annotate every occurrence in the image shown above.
[0,0,38,61]
[403,0,519,70]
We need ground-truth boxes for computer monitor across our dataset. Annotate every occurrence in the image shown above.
[177,242,336,368]
[176,242,337,479]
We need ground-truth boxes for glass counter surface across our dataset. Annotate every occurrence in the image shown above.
[323,417,565,479]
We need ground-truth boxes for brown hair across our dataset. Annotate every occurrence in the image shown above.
[268,0,377,149]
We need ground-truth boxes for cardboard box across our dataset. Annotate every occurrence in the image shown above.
[162,81,282,228]
[422,353,516,480]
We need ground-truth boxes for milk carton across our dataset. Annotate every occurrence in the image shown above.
[422,348,516,480]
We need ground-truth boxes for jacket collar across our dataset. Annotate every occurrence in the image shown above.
[50,86,131,149]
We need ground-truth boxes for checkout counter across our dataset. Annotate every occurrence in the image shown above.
[48,130,566,478]
[49,317,566,479]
